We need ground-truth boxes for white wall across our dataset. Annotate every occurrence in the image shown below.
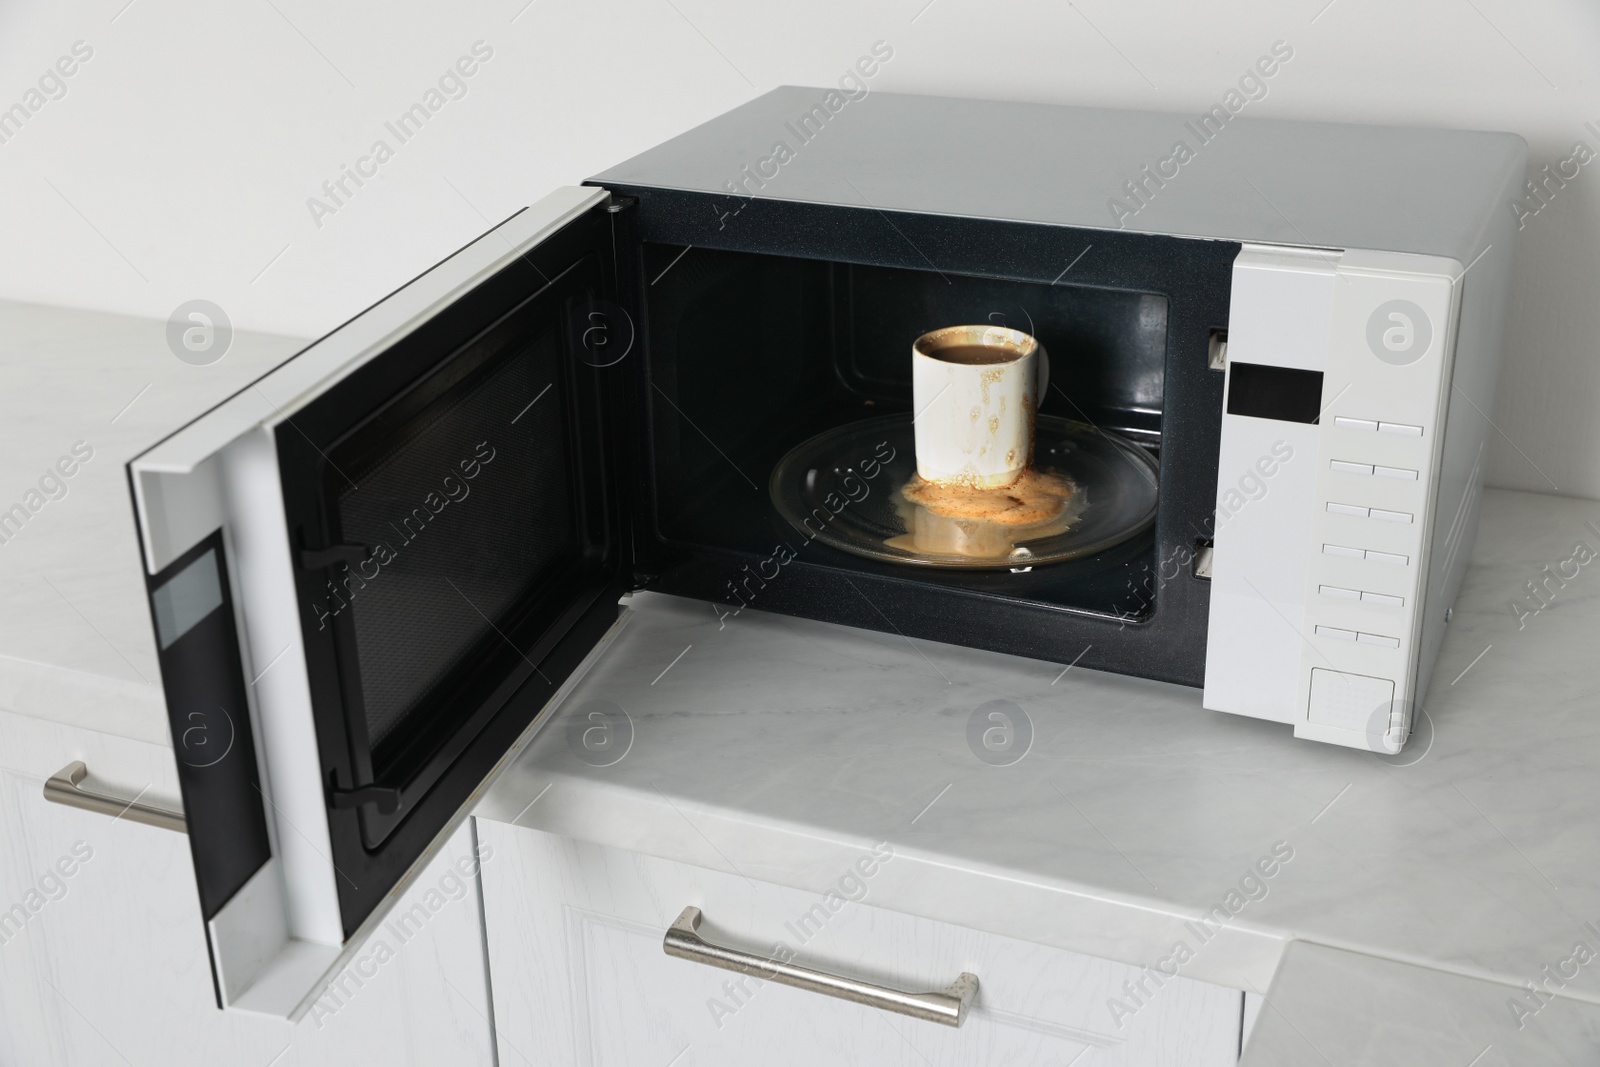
[1,0,1596,496]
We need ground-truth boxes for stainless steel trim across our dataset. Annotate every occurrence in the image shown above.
[43,761,187,834]
[662,906,978,1028]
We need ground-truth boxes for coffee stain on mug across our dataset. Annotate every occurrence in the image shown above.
[979,366,1005,405]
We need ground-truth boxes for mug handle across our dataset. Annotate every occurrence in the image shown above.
[1036,344,1050,403]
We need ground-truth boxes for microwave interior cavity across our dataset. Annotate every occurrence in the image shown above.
[620,203,1238,684]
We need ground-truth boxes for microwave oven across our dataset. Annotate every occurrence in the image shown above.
[127,87,1524,1016]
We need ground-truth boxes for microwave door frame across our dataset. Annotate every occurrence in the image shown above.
[124,185,636,1020]
[291,243,627,851]
[279,194,637,930]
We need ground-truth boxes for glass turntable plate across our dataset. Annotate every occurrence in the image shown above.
[770,414,1159,569]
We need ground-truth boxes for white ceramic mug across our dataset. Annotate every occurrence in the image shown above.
[911,325,1049,488]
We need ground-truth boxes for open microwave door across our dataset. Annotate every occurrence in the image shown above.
[127,186,637,1019]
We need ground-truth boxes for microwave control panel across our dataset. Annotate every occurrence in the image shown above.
[1203,245,1463,753]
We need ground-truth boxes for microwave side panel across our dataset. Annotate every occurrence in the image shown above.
[1411,153,1523,715]
[126,185,615,1018]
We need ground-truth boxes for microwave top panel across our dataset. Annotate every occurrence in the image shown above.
[589,86,1525,263]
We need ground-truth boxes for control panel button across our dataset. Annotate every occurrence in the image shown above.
[1320,584,1361,601]
[1357,632,1400,648]
[1323,543,1364,559]
[1330,459,1374,475]
[1327,502,1369,517]
[1334,416,1378,431]
[1378,421,1423,437]
[1308,668,1395,731]
[1315,625,1358,641]
[1365,549,1408,565]
[1373,465,1418,480]
[1369,508,1413,523]
[1361,591,1404,607]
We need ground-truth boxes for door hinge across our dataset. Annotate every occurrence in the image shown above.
[329,783,402,814]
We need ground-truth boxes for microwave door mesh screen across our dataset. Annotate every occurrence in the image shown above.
[332,331,578,755]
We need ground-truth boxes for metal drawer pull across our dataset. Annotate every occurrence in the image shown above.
[43,762,187,834]
[663,906,978,1028]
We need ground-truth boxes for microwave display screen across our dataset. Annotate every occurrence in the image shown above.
[1225,362,1325,424]
[151,546,225,650]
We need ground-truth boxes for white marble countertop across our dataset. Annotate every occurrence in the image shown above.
[0,300,304,744]
[478,487,1600,1066]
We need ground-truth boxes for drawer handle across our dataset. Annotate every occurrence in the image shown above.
[43,762,187,835]
[662,906,978,1028]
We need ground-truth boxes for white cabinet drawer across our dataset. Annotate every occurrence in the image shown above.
[0,708,496,1066]
[479,821,1243,1066]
